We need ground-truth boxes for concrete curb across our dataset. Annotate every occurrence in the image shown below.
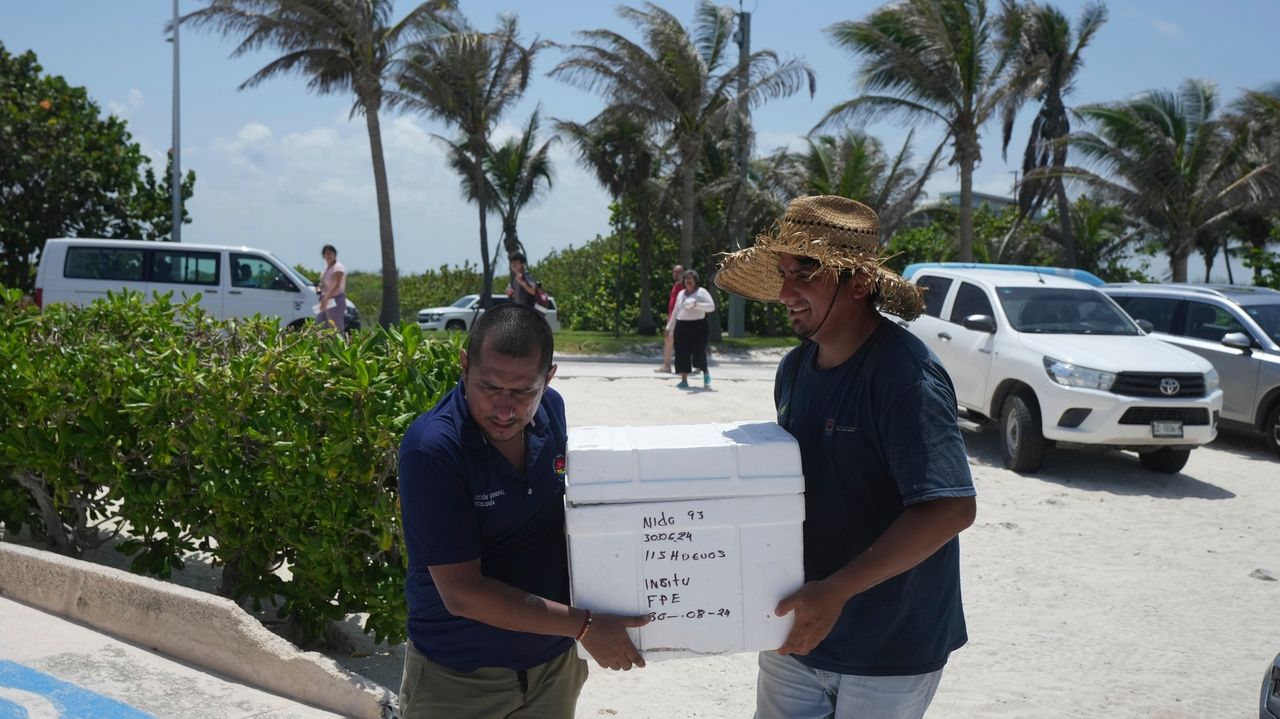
[0,541,394,719]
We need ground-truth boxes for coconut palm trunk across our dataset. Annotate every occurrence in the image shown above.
[635,197,656,332]
[363,97,400,326]
[470,136,494,305]
[958,154,976,262]
[1055,179,1077,267]
[679,158,697,268]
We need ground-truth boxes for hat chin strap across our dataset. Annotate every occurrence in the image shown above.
[799,279,841,342]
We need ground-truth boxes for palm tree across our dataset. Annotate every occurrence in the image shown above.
[1052,194,1132,278]
[1226,83,1280,283]
[1060,79,1270,282]
[395,13,544,307]
[1000,0,1107,268]
[178,0,457,327]
[485,109,555,261]
[551,1,815,269]
[822,0,1019,262]
[557,110,662,333]
[786,129,944,243]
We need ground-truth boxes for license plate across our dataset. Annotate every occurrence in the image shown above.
[1152,420,1184,438]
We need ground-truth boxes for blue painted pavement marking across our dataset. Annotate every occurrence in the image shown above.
[0,661,152,719]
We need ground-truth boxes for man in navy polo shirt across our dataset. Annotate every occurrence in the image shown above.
[397,304,648,718]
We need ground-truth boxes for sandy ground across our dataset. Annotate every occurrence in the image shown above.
[13,352,1279,717]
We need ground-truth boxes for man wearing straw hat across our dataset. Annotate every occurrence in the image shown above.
[716,195,977,718]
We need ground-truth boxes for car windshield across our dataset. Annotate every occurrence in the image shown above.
[278,261,310,290]
[1244,303,1280,345]
[451,296,477,309]
[998,287,1139,335]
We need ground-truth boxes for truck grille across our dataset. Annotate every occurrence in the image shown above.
[1111,372,1205,398]
[1118,408,1211,425]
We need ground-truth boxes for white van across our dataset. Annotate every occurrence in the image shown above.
[33,238,358,329]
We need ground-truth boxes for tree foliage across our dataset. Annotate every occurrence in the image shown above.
[823,0,1019,262]
[0,43,195,291]
[395,12,543,308]
[0,287,461,643]
[1000,0,1107,266]
[551,1,815,269]
[1060,78,1270,281]
[179,0,459,327]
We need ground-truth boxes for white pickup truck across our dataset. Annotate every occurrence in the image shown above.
[898,267,1222,473]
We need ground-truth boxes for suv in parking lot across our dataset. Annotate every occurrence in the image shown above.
[417,293,561,332]
[900,268,1223,473]
[1103,283,1280,456]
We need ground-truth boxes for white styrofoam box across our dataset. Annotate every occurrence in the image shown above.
[565,421,804,505]
[565,421,805,662]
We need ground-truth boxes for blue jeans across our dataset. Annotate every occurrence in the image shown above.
[755,651,944,719]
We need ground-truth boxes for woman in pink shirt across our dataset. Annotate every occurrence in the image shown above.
[318,244,347,332]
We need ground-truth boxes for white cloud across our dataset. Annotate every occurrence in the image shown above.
[1153,19,1183,39]
[182,115,611,277]
[105,88,145,119]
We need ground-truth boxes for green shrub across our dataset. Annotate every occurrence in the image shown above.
[0,287,462,643]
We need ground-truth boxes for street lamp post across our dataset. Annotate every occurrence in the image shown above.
[170,0,182,242]
[727,7,751,338]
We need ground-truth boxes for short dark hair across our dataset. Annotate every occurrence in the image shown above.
[682,269,700,285]
[509,252,527,264]
[467,303,554,375]
[322,244,337,255]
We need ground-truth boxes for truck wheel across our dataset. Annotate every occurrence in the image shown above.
[446,319,466,331]
[1264,404,1280,457]
[1001,393,1046,473]
[1138,448,1190,474]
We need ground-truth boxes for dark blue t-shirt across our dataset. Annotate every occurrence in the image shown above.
[775,319,975,676]
[398,380,572,673]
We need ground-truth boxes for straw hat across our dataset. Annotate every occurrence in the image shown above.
[714,195,924,321]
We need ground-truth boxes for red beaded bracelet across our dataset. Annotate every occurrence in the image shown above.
[575,609,593,641]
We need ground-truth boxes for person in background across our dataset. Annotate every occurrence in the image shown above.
[667,269,716,389]
[397,304,649,718]
[656,263,684,374]
[317,244,346,333]
[508,252,539,309]
[715,195,976,719]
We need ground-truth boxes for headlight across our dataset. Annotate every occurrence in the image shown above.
[420,312,442,322]
[1204,367,1219,393]
[1043,356,1117,391]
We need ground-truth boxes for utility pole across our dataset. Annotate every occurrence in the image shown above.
[727,5,751,338]
[171,0,182,242]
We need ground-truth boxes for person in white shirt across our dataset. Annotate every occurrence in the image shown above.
[318,244,347,333]
[665,269,716,389]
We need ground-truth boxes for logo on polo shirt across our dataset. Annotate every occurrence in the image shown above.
[554,455,566,476]
[474,489,505,507]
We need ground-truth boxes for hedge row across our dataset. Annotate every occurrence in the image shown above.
[0,288,462,643]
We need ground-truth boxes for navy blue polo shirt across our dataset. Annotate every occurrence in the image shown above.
[775,321,975,676]
[398,379,572,673]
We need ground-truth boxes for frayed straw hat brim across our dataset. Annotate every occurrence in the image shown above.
[715,220,925,321]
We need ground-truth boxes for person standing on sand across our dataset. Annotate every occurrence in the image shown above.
[656,263,685,373]
[716,195,977,719]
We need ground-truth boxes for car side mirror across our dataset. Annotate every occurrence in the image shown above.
[962,314,996,334]
[1221,331,1253,353]
[1135,318,1154,334]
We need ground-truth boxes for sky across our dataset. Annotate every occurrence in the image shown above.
[4,1,1279,278]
